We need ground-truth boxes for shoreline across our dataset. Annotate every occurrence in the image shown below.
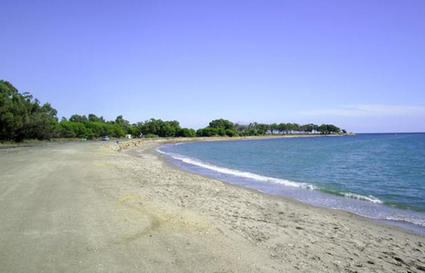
[156,139,425,235]
[2,140,423,272]
[117,138,425,272]
[115,133,350,150]
[126,137,423,235]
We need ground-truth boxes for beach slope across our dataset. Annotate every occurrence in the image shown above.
[0,140,424,273]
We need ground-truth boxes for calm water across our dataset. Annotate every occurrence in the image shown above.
[158,134,425,234]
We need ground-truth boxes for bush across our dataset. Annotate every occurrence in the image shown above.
[177,128,196,137]
[197,127,218,136]
[225,129,238,137]
[143,134,159,138]
[209,119,234,130]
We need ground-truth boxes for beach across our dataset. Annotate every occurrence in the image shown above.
[0,138,424,273]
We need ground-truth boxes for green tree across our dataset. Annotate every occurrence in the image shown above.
[197,127,219,137]
[225,129,238,137]
[209,119,234,130]
[114,115,130,133]
[69,114,88,123]
[177,128,196,137]
[88,114,104,122]
[0,80,58,141]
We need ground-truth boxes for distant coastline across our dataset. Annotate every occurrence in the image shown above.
[114,133,354,150]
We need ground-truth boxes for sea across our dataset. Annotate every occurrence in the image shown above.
[157,133,425,235]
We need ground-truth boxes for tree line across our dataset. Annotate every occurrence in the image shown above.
[196,119,343,137]
[0,80,345,142]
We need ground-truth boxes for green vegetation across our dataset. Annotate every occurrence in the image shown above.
[58,117,126,139]
[196,120,341,137]
[0,80,345,142]
[196,119,238,137]
[0,81,58,141]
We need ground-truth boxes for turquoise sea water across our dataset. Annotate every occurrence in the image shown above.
[158,133,425,234]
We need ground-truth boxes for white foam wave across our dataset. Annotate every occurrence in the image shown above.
[157,147,386,206]
[157,147,316,190]
[156,147,168,155]
[384,215,425,227]
[342,192,383,204]
[157,146,425,231]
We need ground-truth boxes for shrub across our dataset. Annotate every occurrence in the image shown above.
[178,128,196,137]
[143,134,159,138]
[225,129,238,137]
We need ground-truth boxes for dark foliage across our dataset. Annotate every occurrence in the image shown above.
[0,80,58,141]
[197,119,341,137]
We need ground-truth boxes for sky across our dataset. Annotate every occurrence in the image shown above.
[1,0,424,132]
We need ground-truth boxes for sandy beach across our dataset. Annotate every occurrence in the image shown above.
[0,138,424,273]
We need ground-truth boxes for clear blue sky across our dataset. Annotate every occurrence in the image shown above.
[1,0,424,132]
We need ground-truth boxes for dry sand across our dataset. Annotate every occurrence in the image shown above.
[117,137,425,272]
[0,138,424,272]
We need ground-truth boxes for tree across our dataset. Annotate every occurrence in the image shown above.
[88,114,104,122]
[1,80,346,141]
[26,102,58,139]
[301,124,313,133]
[257,124,269,135]
[114,115,130,133]
[209,119,234,130]
[225,129,238,137]
[69,114,88,123]
[318,124,340,134]
[132,118,182,137]
[177,128,196,137]
[278,123,287,134]
[0,80,58,141]
[196,127,218,137]
[270,123,279,134]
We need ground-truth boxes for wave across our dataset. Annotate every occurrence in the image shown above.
[318,188,383,204]
[157,147,385,203]
[384,215,425,227]
[157,146,425,230]
[157,147,316,190]
[342,192,382,204]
